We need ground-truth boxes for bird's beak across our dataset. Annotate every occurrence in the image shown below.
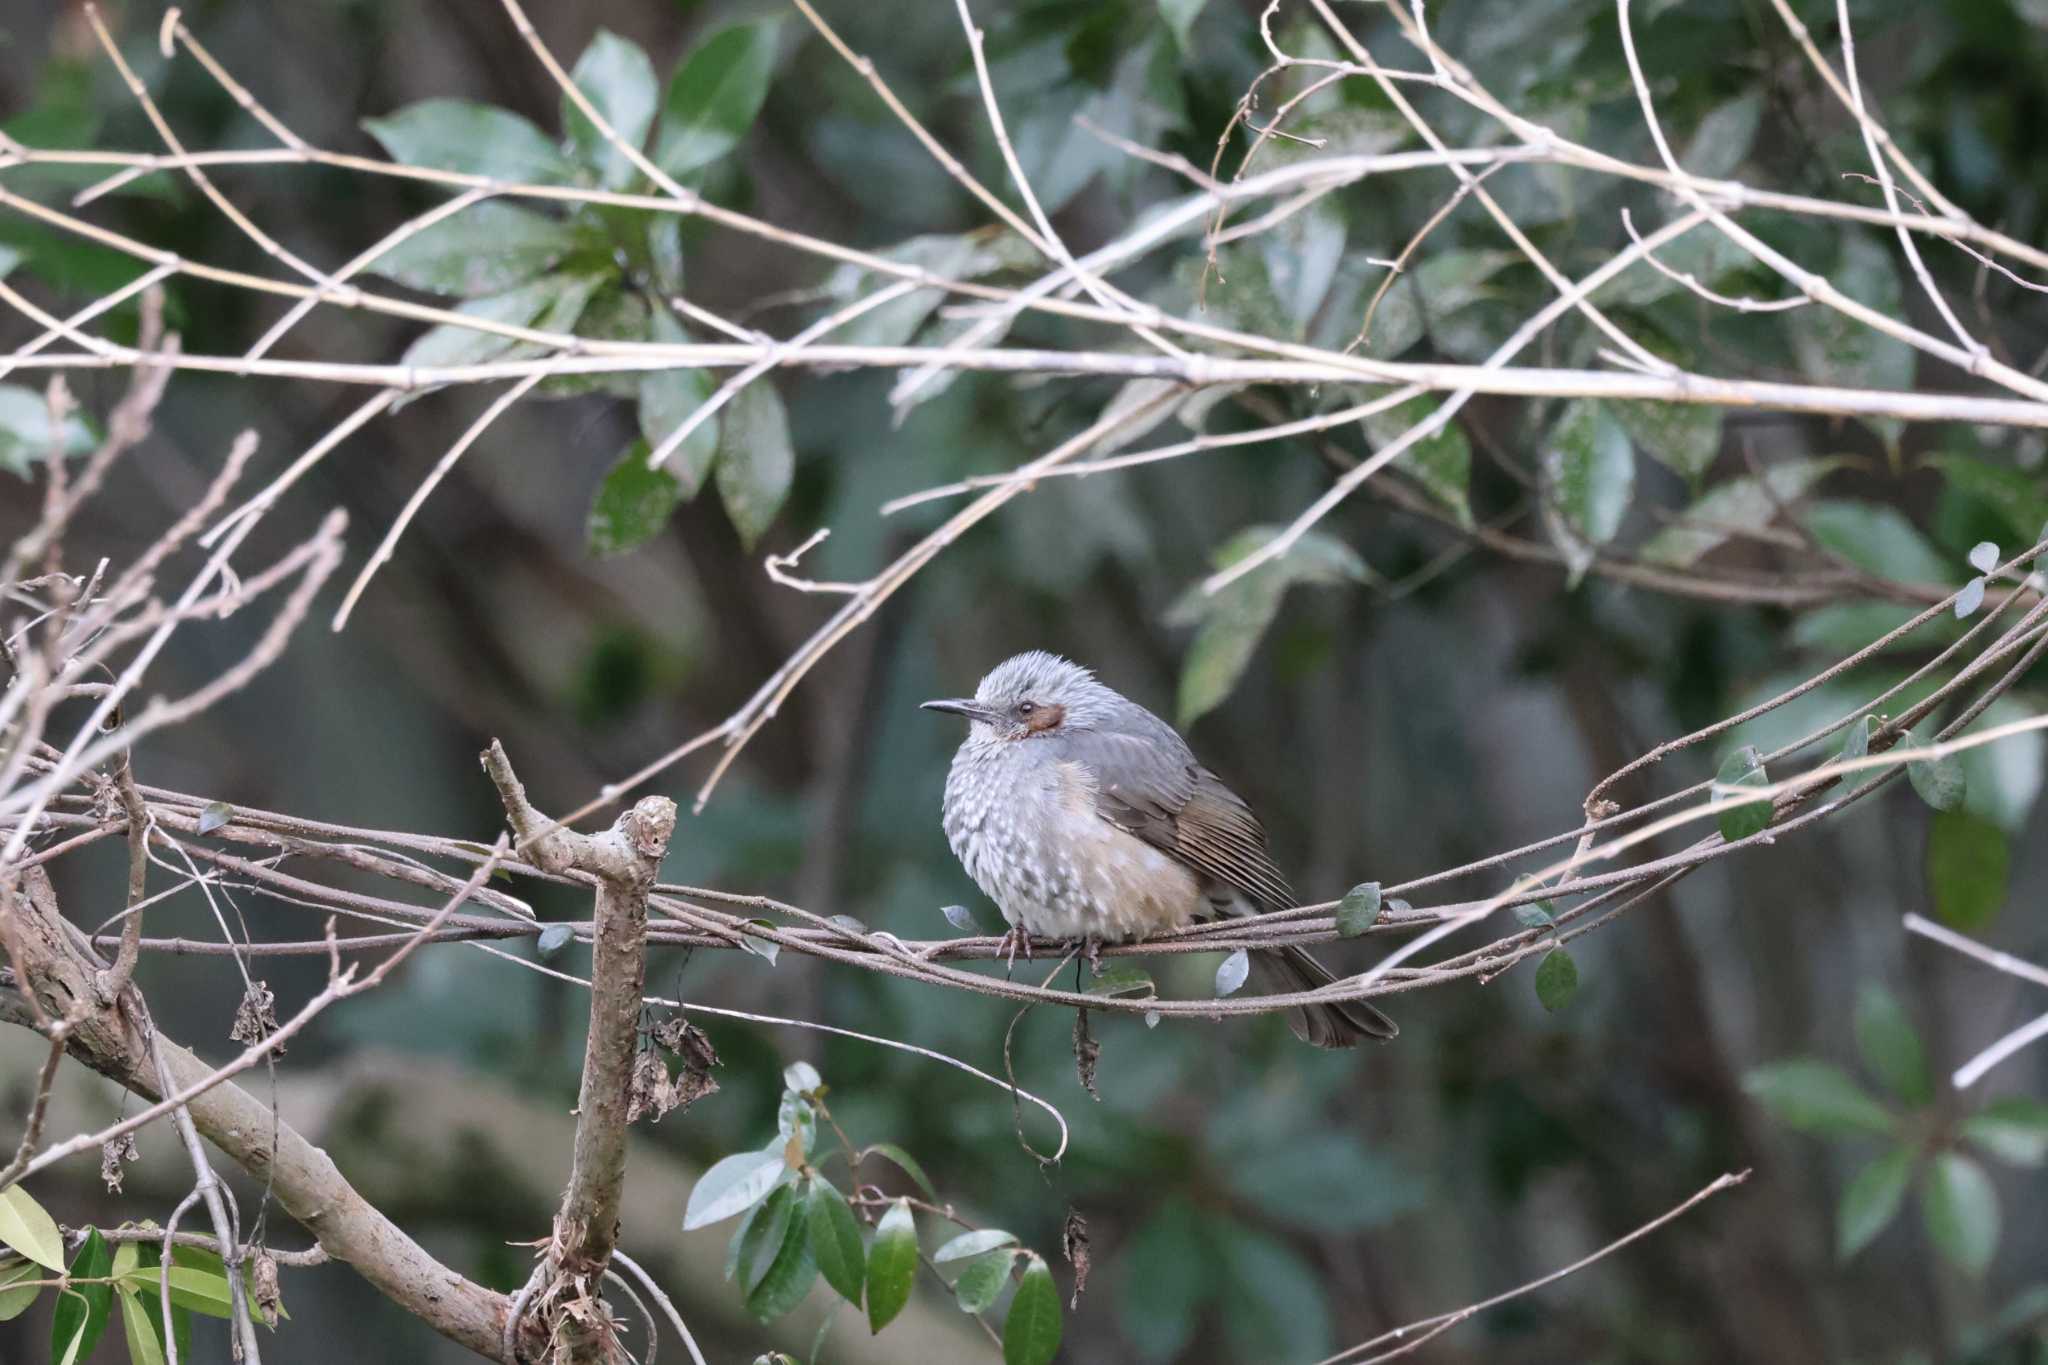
[921,698,998,725]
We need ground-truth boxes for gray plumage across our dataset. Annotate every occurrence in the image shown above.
[923,650,1395,1048]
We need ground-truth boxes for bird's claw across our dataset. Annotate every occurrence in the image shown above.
[997,926,1032,972]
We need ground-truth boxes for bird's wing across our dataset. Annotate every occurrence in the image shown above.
[1073,730,1296,908]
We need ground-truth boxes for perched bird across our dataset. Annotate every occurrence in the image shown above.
[923,650,1395,1048]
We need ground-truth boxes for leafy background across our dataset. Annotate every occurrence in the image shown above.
[3,0,2048,1360]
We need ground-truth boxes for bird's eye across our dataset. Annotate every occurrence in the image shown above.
[1017,701,1037,717]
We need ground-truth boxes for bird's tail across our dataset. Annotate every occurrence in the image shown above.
[1247,945,1398,1048]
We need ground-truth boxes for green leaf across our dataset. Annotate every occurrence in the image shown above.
[1926,809,2008,931]
[567,30,659,189]
[1742,1059,1896,1135]
[1607,396,1722,485]
[1922,1151,2000,1276]
[1954,698,2045,833]
[1959,1097,2048,1168]
[744,1197,819,1323]
[0,1259,41,1322]
[113,1264,233,1319]
[1002,1254,1063,1365]
[587,440,682,557]
[1084,964,1155,998]
[684,1149,788,1230]
[863,1143,937,1201]
[657,20,782,176]
[777,1094,816,1156]
[1789,235,1913,448]
[1908,734,1968,813]
[1925,454,2048,544]
[934,1230,1018,1264]
[52,1228,113,1365]
[1534,948,1578,1012]
[118,1290,167,1365]
[1680,90,1764,179]
[805,1181,866,1305]
[0,1186,66,1271]
[399,272,603,372]
[362,99,574,184]
[535,924,574,958]
[1335,883,1381,938]
[1218,1225,1332,1361]
[1714,745,1772,842]
[0,384,96,477]
[1214,947,1250,997]
[1853,983,1931,1106]
[865,1198,918,1333]
[1836,713,1884,793]
[1805,500,1953,586]
[734,1184,798,1295]
[1837,1145,1914,1259]
[1540,399,1634,586]
[1361,395,1472,527]
[367,202,588,297]
[1172,527,1369,726]
[714,380,795,551]
[1220,1135,1422,1233]
[638,313,720,495]
[1117,1202,1213,1361]
[739,918,781,965]
[1640,458,1845,569]
[196,800,233,835]
[951,1248,1014,1314]
[1513,900,1556,930]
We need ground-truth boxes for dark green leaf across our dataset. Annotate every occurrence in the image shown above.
[0,1186,65,1271]
[1680,90,1763,178]
[1608,396,1722,485]
[368,202,587,297]
[51,1228,112,1365]
[400,273,603,372]
[1927,809,2007,930]
[1116,1202,1213,1361]
[951,1248,1014,1314]
[1837,1145,1914,1259]
[1512,900,1555,930]
[744,1197,818,1323]
[1218,1226,1332,1361]
[196,800,233,835]
[1640,458,1844,568]
[1714,745,1772,842]
[1925,454,2048,544]
[1534,948,1578,1012]
[865,1198,918,1333]
[1214,947,1250,997]
[1335,883,1382,938]
[1923,1152,2000,1276]
[1362,397,1472,528]
[1540,399,1634,585]
[684,1149,787,1230]
[805,1181,866,1305]
[0,384,96,477]
[567,30,659,189]
[863,1143,937,1200]
[535,924,574,958]
[658,21,782,176]
[1742,1059,1896,1135]
[1853,983,1931,1106]
[587,440,682,557]
[1221,1135,1422,1233]
[715,380,795,550]
[734,1185,798,1295]
[1002,1254,1063,1365]
[1836,713,1883,794]
[362,99,573,184]
[1908,732,1968,813]
[1789,236,1913,448]
[1959,1097,2048,1168]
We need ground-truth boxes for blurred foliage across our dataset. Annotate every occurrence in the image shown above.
[3,0,2048,1361]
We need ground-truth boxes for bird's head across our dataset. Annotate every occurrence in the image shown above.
[921,650,1115,742]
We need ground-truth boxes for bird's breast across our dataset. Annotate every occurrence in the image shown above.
[941,742,1201,941]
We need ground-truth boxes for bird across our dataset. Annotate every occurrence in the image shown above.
[922,650,1396,1048]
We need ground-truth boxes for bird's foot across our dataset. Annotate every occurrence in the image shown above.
[1081,934,1104,975]
[996,926,1033,971]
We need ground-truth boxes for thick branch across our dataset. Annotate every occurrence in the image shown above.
[483,740,676,1361]
[0,864,511,1358]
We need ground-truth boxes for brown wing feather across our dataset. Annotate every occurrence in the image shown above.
[1171,768,1296,907]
